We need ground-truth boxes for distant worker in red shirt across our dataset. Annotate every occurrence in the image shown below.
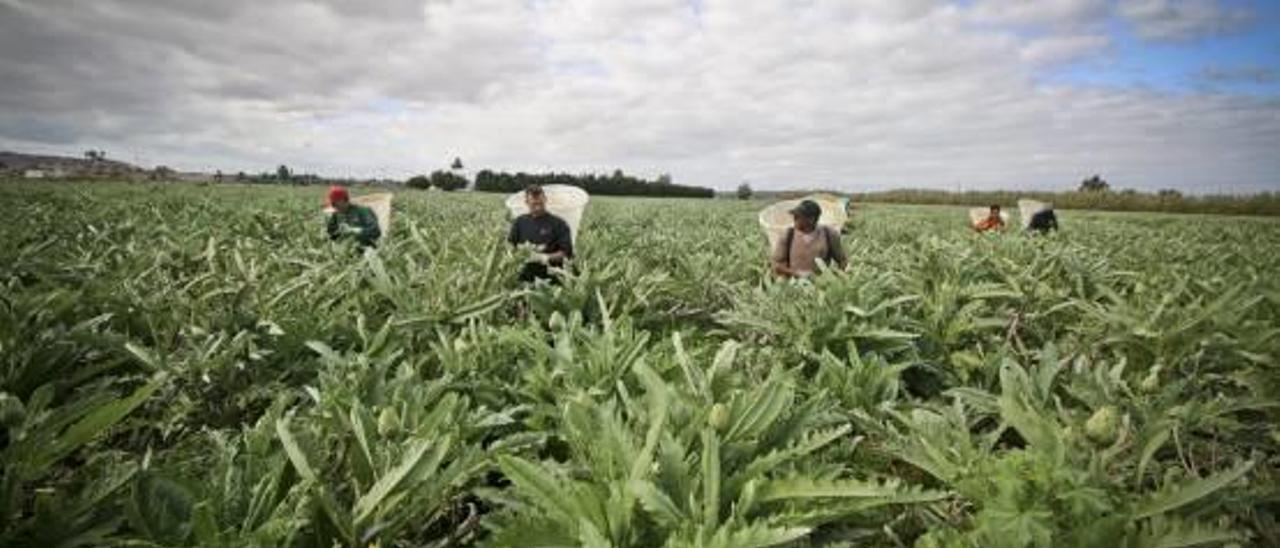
[973,204,1005,233]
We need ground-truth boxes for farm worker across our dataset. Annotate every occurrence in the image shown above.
[326,186,381,248]
[973,204,1005,233]
[772,199,847,278]
[1027,208,1059,234]
[507,185,574,283]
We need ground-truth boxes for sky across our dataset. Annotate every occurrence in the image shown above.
[0,0,1277,193]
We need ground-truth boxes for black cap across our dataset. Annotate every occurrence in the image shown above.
[789,199,821,220]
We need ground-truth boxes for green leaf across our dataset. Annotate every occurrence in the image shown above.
[124,342,164,372]
[190,502,221,546]
[1134,516,1244,548]
[276,416,354,543]
[33,373,166,472]
[1132,461,1254,520]
[126,473,195,545]
[757,477,943,503]
[724,379,792,443]
[498,455,577,523]
[304,341,345,365]
[1136,424,1173,483]
[729,425,851,495]
[701,428,721,528]
[707,522,812,548]
[353,437,449,526]
[275,417,318,483]
[577,517,612,548]
[629,479,685,528]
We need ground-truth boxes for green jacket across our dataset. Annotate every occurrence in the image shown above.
[327,204,381,247]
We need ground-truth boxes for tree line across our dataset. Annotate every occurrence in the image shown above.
[474,169,714,198]
[406,171,468,191]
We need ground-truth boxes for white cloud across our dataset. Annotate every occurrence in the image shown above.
[0,0,1277,192]
[1117,0,1254,42]
[1020,34,1111,65]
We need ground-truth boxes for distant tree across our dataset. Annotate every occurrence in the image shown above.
[84,150,104,162]
[451,157,464,170]
[1079,174,1110,193]
[1157,188,1183,199]
[737,182,753,200]
[473,168,713,198]
[235,171,247,182]
[430,170,468,191]
[276,165,292,181]
[656,173,673,185]
[214,170,224,182]
[151,166,174,181]
[406,175,431,189]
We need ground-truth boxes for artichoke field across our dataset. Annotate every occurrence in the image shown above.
[1,182,1277,547]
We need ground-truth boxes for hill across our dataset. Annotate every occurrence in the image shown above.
[0,150,142,178]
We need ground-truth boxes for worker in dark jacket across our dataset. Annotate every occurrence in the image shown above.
[507,185,574,283]
[326,186,381,248]
[1027,208,1059,234]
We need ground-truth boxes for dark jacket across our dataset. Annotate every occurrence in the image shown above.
[507,213,573,282]
[327,204,381,247]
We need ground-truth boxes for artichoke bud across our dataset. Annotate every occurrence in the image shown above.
[708,403,730,431]
[1085,406,1120,446]
[377,407,400,436]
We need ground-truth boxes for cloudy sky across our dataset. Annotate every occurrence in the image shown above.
[1,0,1278,192]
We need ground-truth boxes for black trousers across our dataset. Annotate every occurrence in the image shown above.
[518,262,564,285]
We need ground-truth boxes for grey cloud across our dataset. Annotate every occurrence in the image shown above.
[968,0,1111,29]
[0,115,80,144]
[1117,0,1254,42]
[1196,65,1279,84]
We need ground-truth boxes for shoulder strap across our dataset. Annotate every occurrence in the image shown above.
[783,227,795,264]
[823,226,836,262]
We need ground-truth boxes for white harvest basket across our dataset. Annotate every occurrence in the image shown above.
[1017,199,1052,230]
[968,207,1010,228]
[758,195,848,252]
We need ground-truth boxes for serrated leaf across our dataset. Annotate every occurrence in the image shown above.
[1132,461,1254,520]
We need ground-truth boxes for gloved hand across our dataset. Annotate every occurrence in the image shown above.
[342,224,363,235]
[529,251,551,265]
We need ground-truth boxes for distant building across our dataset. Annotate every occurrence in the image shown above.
[175,172,215,183]
[22,167,66,179]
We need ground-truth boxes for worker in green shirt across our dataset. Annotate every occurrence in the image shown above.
[326,186,381,248]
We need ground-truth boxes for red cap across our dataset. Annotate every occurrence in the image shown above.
[327,186,349,206]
